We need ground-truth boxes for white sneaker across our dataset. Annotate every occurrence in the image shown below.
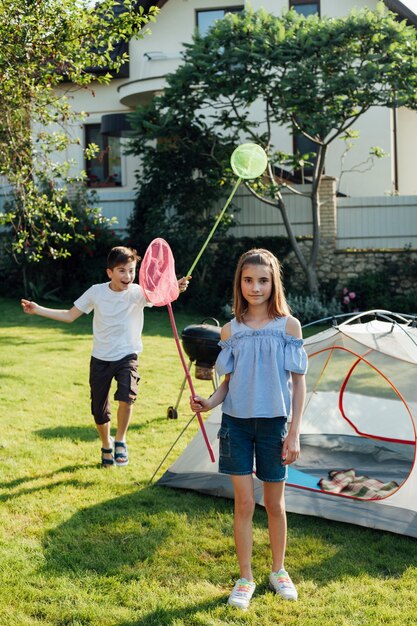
[227,578,256,610]
[269,569,298,601]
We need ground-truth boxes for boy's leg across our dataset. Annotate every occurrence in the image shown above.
[90,357,113,464]
[230,474,256,582]
[114,354,138,442]
[96,422,113,462]
[115,401,133,442]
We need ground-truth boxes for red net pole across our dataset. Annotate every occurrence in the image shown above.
[167,303,215,463]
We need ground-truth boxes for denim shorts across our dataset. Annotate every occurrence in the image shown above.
[217,413,288,482]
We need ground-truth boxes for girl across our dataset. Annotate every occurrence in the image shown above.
[190,249,307,610]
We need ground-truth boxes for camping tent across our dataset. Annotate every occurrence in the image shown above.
[158,311,417,537]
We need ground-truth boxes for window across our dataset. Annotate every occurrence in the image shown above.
[293,133,318,181]
[85,124,122,187]
[289,0,320,17]
[196,6,244,37]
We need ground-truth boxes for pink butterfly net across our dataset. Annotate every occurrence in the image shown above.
[139,238,215,463]
[139,237,179,306]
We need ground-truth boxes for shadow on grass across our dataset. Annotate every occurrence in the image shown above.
[42,486,197,577]
[35,422,147,443]
[116,598,225,626]
[0,464,97,501]
[35,426,98,442]
[41,482,417,585]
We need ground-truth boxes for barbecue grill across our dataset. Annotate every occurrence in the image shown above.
[167,318,221,419]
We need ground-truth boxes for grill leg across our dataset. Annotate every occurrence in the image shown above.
[167,360,193,418]
[212,370,219,391]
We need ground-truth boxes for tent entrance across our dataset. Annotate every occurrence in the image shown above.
[293,344,416,500]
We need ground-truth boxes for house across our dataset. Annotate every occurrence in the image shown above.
[54,0,417,235]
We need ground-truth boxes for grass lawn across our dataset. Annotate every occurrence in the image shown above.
[1,297,417,626]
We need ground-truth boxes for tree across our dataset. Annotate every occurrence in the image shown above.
[127,109,236,269]
[0,0,158,294]
[128,3,417,293]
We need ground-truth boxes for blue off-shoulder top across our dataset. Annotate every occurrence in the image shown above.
[215,316,308,419]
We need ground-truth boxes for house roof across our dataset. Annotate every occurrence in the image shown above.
[384,0,417,25]
[136,0,168,10]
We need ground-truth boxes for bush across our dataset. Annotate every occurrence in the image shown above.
[177,235,294,316]
[344,268,417,316]
[0,187,119,300]
[287,293,342,325]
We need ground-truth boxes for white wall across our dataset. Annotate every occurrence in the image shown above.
[50,0,417,204]
[326,107,394,197]
[57,80,140,191]
[250,0,412,196]
[397,107,417,195]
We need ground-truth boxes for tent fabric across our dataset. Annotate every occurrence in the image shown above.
[157,314,417,537]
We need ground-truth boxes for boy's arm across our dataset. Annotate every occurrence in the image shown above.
[141,277,189,304]
[178,276,190,293]
[21,299,83,323]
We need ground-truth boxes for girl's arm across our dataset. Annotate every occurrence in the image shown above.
[190,321,231,413]
[282,373,306,465]
[190,375,230,413]
[21,299,83,323]
[282,315,306,465]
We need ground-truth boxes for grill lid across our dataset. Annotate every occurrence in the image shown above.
[181,317,221,367]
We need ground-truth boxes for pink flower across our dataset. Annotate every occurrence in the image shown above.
[349,292,356,300]
[343,287,349,295]
[343,296,350,305]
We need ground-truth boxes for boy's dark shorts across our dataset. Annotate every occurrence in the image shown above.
[89,353,139,425]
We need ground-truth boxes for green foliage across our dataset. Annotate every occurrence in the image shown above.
[337,248,417,315]
[346,266,417,315]
[178,236,293,317]
[0,0,158,290]
[287,293,342,325]
[0,186,119,299]
[127,107,235,257]
[128,2,417,295]
[40,188,120,301]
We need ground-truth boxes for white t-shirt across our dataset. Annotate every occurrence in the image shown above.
[74,282,151,361]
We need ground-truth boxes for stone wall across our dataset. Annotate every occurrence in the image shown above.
[286,176,417,298]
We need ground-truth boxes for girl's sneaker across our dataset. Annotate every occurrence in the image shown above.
[269,569,298,601]
[227,578,256,610]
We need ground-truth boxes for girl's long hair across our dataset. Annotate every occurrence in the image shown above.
[233,249,291,322]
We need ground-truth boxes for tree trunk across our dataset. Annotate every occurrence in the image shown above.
[22,263,28,299]
[305,263,319,294]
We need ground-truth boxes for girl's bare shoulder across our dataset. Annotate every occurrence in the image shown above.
[221,321,232,340]
[285,315,302,339]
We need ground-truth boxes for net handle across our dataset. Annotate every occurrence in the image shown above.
[186,177,241,277]
[167,303,216,463]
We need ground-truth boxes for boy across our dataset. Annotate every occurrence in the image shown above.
[21,245,188,467]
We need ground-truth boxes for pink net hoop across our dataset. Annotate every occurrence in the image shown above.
[139,238,179,306]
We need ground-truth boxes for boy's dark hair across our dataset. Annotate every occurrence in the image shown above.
[107,246,141,270]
